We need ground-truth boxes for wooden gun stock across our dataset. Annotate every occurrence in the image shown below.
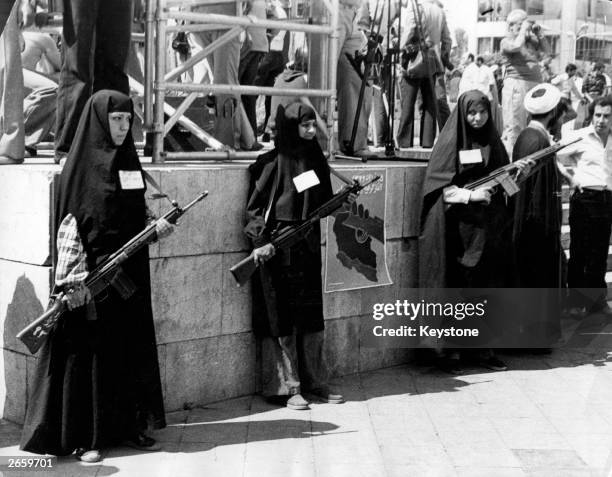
[230,253,258,287]
[16,298,65,354]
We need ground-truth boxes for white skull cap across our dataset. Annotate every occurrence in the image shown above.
[524,83,562,114]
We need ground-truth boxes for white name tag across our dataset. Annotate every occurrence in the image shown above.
[292,170,320,193]
[118,170,145,190]
[459,149,483,165]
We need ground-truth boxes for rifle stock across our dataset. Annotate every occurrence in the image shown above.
[16,298,65,354]
[230,253,257,287]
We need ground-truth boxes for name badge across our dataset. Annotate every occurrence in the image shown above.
[293,170,320,193]
[118,170,145,190]
[459,149,483,165]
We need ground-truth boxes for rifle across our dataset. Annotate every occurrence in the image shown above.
[464,138,581,196]
[16,191,209,354]
[230,176,381,286]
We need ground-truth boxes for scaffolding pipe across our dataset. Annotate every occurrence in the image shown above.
[168,11,334,35]
[164,82,334,97]
[327,0,340,159]
[166,23,232,32]
[165,26,242,82]
[163,92,199,135]
[153,1,167,162]
[165,0,235,6]
[167,17,312,32]
[144,0,156,128]
[147,0,338,161]
[164,151,262,161]
[132,76,226,151]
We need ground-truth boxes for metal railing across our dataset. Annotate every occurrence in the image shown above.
[144,0,339,162]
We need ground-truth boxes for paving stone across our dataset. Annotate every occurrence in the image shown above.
[244,437,313,463]
[315,462,387,477]
[455,467,526,477]
[3,347,612,476]
[388,465,458,477]
[445,445,522,468]
[512,448,588,469]
[244,460,316,477]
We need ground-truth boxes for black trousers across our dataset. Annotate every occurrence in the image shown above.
[397,75,437,148]
[0,0,15,35]
[55,0,133,153]
[568,189,612,309]
[254,50,286,131]
[239,50,266,135]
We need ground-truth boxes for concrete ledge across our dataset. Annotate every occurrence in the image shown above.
[0,166,56,265]
[0,259,51,354]
[0,159,428,420]
[163,332,256,410]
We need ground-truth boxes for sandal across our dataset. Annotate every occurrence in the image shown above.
[124,433,161,451]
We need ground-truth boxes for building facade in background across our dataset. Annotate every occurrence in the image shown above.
[440,0,612,74]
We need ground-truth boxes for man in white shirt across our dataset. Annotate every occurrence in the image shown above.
[551,63,584,112]
[558,95,612,316]
[459,55,495,99]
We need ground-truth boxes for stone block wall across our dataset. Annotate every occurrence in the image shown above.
[0,161,426,423]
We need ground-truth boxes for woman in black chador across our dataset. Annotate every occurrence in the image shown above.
[419,90,523,373]
[21,90,169,463]
[245,102,351,410]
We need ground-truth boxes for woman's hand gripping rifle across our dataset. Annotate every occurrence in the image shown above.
[16,191,209,354]
[230,176,381,287]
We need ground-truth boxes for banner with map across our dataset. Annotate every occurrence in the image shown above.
[324,169,392,292]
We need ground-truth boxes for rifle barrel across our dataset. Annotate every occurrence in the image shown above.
[181,191,209,214]
[465,139,582,191]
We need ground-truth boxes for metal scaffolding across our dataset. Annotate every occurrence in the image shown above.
[144,0,340,162]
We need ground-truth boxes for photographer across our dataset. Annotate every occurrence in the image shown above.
[500,8,550,155]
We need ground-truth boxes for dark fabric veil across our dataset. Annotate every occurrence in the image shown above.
[56,89,145,268]
[419,90,510,287]
[244,102,333,337]
[271,102,332,221]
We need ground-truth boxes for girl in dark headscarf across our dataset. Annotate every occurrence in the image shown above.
[244,102,350,410]
[21,90,170,463]
[419,90,524,373]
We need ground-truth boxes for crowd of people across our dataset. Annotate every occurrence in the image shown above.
[2,0,612,467]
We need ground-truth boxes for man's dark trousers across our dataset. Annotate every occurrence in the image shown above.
[568,188,612,310]
[55,0,133,154]
[397,75,437,148]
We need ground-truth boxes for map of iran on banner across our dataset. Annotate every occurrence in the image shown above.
[324,169,392,292]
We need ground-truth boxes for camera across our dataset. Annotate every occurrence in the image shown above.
[171,32,191,56]
[523,20,542,35]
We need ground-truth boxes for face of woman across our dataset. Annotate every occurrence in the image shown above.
[297,119,316,140]
[108,112,132,146]
[466,103,489,130]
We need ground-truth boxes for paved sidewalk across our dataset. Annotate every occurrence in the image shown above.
[2,318,612,477]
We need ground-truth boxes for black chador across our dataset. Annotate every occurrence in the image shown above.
[511,122,563,346]
[244,103,337,404]
[419,91,516,289]
[245,103,333,338]
[21,90,165,455]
